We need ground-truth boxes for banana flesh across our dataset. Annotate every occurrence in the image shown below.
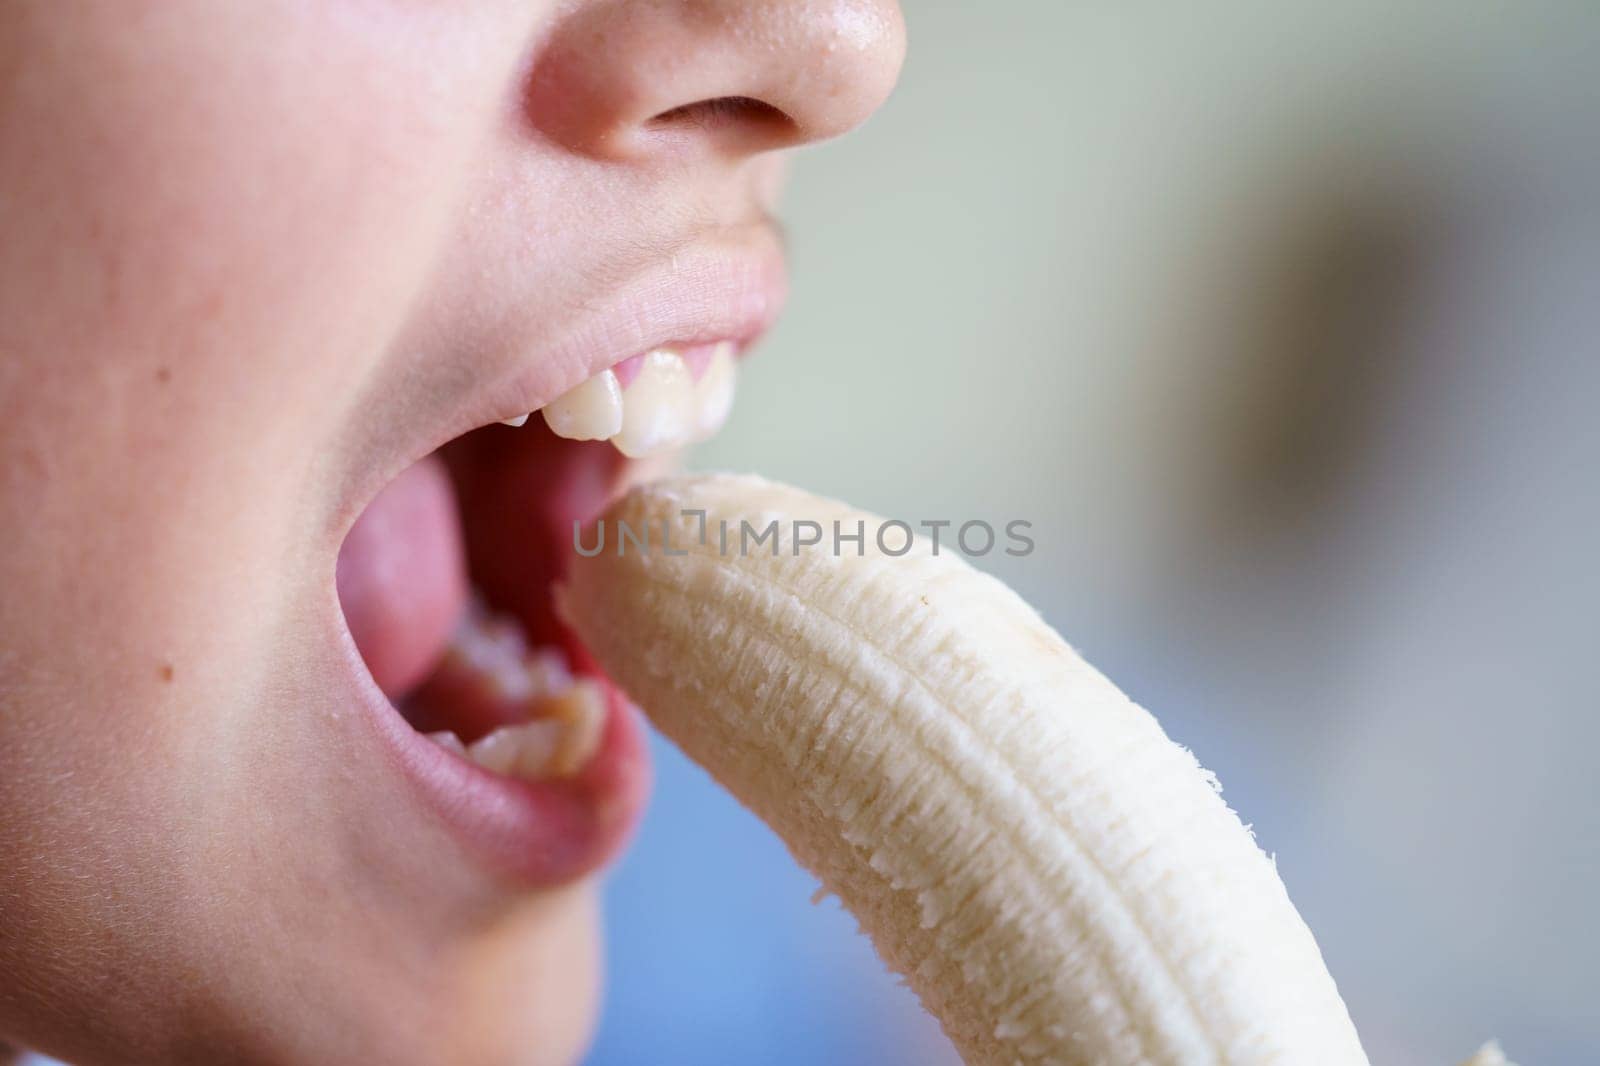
[559,474,1368,1065]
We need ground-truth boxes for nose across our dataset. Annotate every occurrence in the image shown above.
[527,0,906,161]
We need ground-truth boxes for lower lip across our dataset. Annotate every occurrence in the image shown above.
[350,634,652,887]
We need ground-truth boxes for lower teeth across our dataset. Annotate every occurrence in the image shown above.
[417,607,608,782]
[444,680,607,781]
[422,675,601,777]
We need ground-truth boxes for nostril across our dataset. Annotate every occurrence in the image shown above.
[647,96,798,140]
[527,0,903,160]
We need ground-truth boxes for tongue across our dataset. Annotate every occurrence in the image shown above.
[336,455,469,699]
[337,425,632,708]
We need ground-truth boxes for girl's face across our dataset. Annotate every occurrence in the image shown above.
[0,2,902,1062]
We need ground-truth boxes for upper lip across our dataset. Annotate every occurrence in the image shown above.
[330,219,787,543]
[484,219,786,432]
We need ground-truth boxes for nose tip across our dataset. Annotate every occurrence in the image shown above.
[528,0,906,160]
[745,0,907,146]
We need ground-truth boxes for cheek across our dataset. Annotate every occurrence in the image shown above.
[1,1,534,449]
[0,1,539,789]
[0,2,549,1051]
[0,0,541,732]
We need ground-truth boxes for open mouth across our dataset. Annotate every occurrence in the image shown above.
[333,342,742,886]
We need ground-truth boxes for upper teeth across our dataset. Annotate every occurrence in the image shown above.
[542,367,624,441]
[503,343,738,458]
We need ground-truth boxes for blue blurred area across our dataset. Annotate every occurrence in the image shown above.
[586,733,955,1065]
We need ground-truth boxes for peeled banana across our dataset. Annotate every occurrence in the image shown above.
[560,473,1368,1065]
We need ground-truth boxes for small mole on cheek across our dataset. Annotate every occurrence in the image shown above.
[159,662,175,683]
[156,366,172,384]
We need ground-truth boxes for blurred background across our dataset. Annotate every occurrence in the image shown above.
[587,3,1599,1064]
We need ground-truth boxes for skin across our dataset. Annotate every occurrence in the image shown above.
[0,2,904,1064]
